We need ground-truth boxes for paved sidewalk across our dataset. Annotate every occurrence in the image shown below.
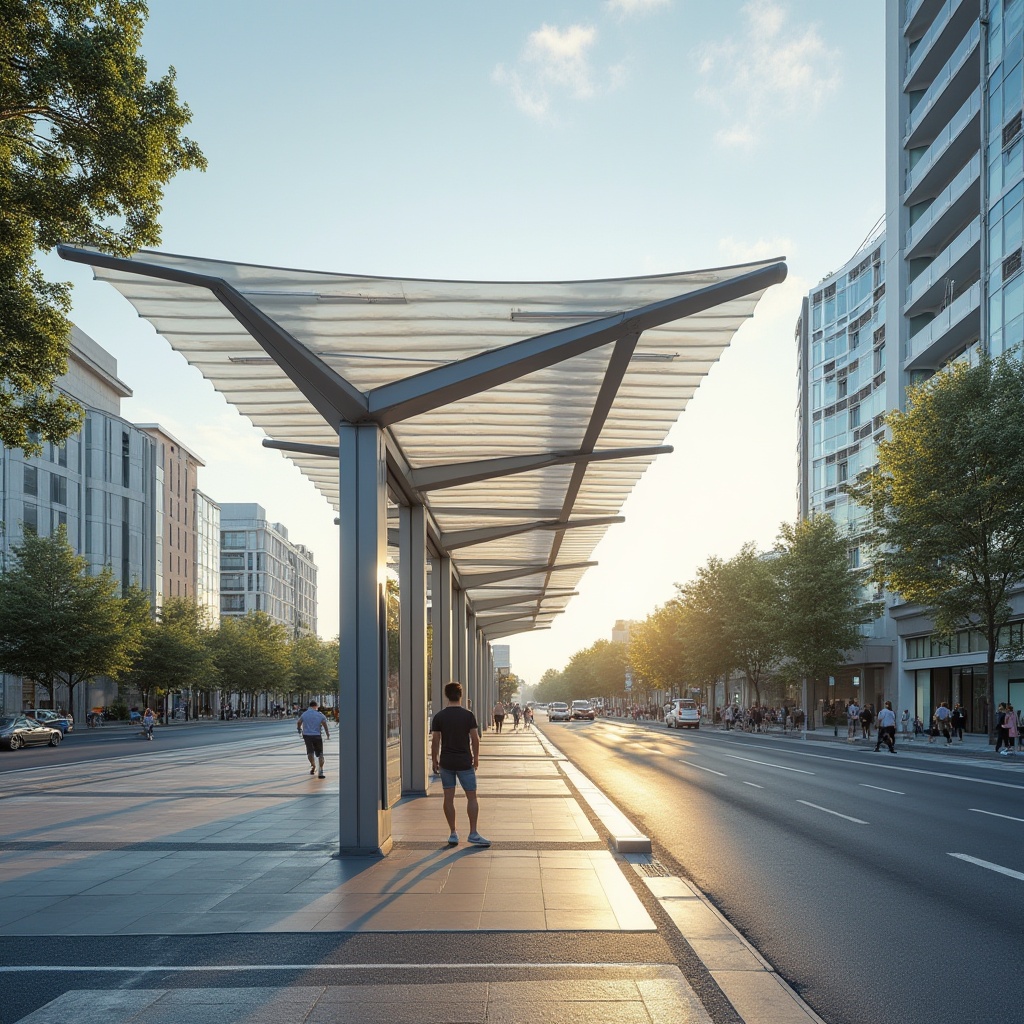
[0,722,821,1023]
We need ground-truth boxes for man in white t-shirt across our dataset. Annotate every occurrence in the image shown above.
[297,700,331,779]
[847,701,860,741]
[874,701,897,753]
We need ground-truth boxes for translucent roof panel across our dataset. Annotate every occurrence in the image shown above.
[62,247,786,635]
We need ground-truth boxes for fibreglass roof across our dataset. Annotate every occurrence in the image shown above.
[62,247,785,636]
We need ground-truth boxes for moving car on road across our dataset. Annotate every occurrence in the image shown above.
[665,698,700,729]
[0,715,63,750]
[571,700,596,720]
[547,702,571,722]
[26,709,74,734]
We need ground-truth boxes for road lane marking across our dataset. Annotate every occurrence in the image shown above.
[724,754,814,775]
[742,782,764,789]
[736,743,1024,790]
[0,962,669,973]
[948,853,1024,881]
[969,807,1024,823]
[860,784,905,795]
[797,800,867,824]
[678,760,727,776]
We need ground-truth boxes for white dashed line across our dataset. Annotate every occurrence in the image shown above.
[860,784,905,795]
[678,760,727,776]
[948,853,1024,881]
[797,800,867,824]
[968,807,1024,823]
[742,782,764,789]
[724,754,814,774]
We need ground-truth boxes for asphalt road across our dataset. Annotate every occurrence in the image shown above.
[537,716,1024,1024]
[0,717,291,773]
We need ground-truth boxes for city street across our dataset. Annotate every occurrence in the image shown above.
[536,716,1024,1024]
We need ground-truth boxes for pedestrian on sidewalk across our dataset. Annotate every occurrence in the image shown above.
[847,700,860,741]
[951,703,966,742]
[934,701,953,745]
[859,703,874,740]
[297,699,330,778]
[511,703,522,731]
[492,699,505,734]
[900,709,911,741]
[432,681,490,847]
[874,701,897,753]
[913,714,924,739]
[999,703,1019,756]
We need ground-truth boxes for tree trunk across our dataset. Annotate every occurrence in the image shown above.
[987,641,997,743]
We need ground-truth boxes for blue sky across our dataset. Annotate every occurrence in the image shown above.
[47,0,885,685]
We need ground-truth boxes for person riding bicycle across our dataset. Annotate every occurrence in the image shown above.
[142,707,156,740]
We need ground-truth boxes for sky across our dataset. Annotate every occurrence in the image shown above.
[42,0,886,687]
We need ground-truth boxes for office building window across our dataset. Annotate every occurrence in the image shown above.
[22,504,38,536]
[23,465,37,496]
[50,474,67,505]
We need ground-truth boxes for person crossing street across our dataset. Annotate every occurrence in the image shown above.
[297,699,331,778]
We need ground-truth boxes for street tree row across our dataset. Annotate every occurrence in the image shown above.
[0,528,337,712]
[535,516,874,708]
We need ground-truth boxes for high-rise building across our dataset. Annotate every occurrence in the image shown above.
[796,229,896,711]
[219,502,317,635]
[194,490,221,627]
[138,425,204,605]
[795,1,1024,730]
[0,327,161,714]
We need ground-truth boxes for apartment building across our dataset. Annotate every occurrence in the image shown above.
[0,328,161,715]
[219,502,317,636]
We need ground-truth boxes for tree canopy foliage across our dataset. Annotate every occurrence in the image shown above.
[847,351,1024,734]
[0,526,145,706]
[1,0,206,453]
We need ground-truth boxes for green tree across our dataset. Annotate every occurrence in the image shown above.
[0,527,144,709]
[562,639,628,703]
[719,544,784,706]
[677,557,733,699]
[1,0,206,453]
[847,352,1024,736]
[290,632,336,701]
[213,612,290,704]
[532,667,564,704]
[629,601,686,693]
[127,596,215,707]
[774,516,874,693]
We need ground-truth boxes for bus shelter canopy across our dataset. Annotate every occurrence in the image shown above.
[60,246,786,636]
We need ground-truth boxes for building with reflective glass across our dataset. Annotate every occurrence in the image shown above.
[219,502,317,635]
[0,328,161,716]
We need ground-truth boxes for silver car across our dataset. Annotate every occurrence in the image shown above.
[547,702,571,722]
[665,698,700,729]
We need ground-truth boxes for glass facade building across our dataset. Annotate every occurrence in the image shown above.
[219,502,317,635]
[0,328,161,716]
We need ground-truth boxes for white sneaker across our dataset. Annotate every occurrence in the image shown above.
[468,832,491,847]
[447,832,459,846]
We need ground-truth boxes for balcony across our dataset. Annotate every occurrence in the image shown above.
[905,0,976,91]
[904,88,980,205]
[904,217,980,316]
[905,20,979,148]
[903,280,981,369]
[905,0,947,39]
[904,152,980,259]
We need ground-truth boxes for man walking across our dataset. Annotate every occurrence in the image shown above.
[874,701,897,753]
[431,681,490,847]
[297,699,330,779]
[934,700,953,745]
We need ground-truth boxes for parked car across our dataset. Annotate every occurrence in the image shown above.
[570,699,596,720]
[0,715,63,750]
[27,709,74,734]
[665,698,700,729]
[547,702,571,722]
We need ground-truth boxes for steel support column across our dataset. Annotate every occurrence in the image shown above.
[466,612,477,721]
[399,504,428,796]
[456,588,469,697]
[338,424,392,855]
[431,556,454,690]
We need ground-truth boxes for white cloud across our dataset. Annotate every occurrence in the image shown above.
[718,235,794,264]
[605,0,671,14]
[494,23,625,121]
[696,0,841,148]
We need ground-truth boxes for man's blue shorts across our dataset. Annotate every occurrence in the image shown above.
[439,767,477,792]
